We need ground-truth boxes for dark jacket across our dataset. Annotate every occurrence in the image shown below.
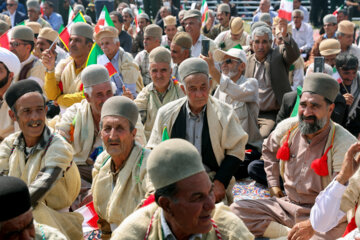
[3,10,27,26]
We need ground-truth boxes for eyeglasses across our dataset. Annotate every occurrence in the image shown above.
[10,42,28,47]
[6,3,16,7]
[221,58,240,65]
[324,23,336,27]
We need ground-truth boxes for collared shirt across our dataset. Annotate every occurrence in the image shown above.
[44,12,64,32]
[161,35,171,48]
[135,50,151,86]
[291,22,314,52]
[160,209,202,240]
[191,34,206,57]
[21,54,43,87]
[10,11,15,27]
[110,50,124,95]
[148,79,172,103]
[185,100,206,154]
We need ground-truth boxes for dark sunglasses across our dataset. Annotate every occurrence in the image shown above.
[222,58,240,65]
[6,3,16,7]
[10,42,28,47]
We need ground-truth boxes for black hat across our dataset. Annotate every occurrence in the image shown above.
[5,79,43,109]
[0,176,31,221]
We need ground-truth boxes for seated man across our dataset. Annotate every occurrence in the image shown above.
[161,15,178,49]
[230,73,357,239]
[337,20,360,65]
[0,80,83,239]
[109,11,133,53]
[252,0,278,24]
[202,3,231,40]
[131,13,151,55]
[94,26,142,97]
[10,26,46,85]
[92,96,153,239]
[291,9,314,56]
[25,0,51,28]
[112,139,254,240]
[135,46,184,140]
[170,32,192,81]
[42,22,93,109]
[147,58,248,203]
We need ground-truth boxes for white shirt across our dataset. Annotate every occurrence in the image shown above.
[10,11,16,27]
[310,179,347,233]
[291,22,314,52]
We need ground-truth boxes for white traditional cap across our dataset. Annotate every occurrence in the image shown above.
[0,47,20,77]
[214,46,247,64]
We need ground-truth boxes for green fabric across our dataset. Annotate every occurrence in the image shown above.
[162,126,169,141]
[290,86,302,117]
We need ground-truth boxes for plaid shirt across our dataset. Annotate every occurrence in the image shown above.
[135,50,152,86]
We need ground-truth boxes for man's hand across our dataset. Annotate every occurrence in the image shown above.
[288,219,315,240]
[200,51,215,68]
[213,180,226,203]
[343,93,354,106]
[205,10,215,31]
[122,86,134,100]
[269,186,285,198]
[278,18,288,38]
[200,52,221,83]
[336,142,360,185]
[42,49,56,71]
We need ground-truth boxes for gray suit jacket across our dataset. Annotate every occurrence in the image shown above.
[245,37,300,106]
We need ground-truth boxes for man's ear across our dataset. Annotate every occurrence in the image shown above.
[158,196,173,215]
[328,103,335,116]
[8,109,16,122]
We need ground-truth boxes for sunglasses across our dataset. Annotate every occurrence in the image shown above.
[10,42,28,47]
[6,3,16,7]
[222,58,240,65]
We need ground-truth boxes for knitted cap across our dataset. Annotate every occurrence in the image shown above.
[81,64,110,88]
[302,72,339,102]
[70,22,94,40]
[172,31,192,49]
[101,96,139,127]
[179,58,209,82]
[149,46,171,64]
[38,27,58,42]
[11,25,34,42]
[144,24,162,39]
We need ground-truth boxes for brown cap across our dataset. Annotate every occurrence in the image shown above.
[101,96,139,127]
[319,39,341,56]
[38,27,58,42]
[144,24,162,39]
[149,46,171,64]
[25,21,41,34]
[230,17,244,35]
[217,3,230,13]
[338,20,355,35]
[172,31,192,49]
[94,26,119,44]
[11,25,34,42]
[302,72,339,102]
[70,22,94,40]
[183,9,201,21]
[164,15,176,27]
[179,58,209,82]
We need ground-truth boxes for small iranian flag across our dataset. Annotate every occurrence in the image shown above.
[94,6,114,34]
[278,0,293,21]
[333,4,344,16]
[332,67,342,83]
[0,29,11,50]
[135,8,143,33]
[86,43,117,77]
[200,0,209,26]
[74,201,99,233]
[40,0,45,16]
[68,6,75,24]
[59,12,86,51]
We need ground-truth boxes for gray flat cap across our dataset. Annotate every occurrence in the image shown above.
[323,14,337,24]
[302,72,339,102]
[179,58,209,82]
[82,64,110,88]
[11,25,34,42]
[259,13,271,23]
[183,9,201,21]
[101,96,139,127]
[27,0,40,11]
[149,46,171,64]
[70,22,94,40]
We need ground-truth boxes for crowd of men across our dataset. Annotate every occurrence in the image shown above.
[2,0,360,239]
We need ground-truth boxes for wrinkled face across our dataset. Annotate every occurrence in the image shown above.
[184,17,201,40]
[216,11,229,26]
[0,210,35,240]
[138,18,148,31]
[165,25,177,41]
[298,92,332,135]
[27,8,40,21]
[42,3,52,16]
[259,0,270,12]
[6,0,17,14]
[100,37,119,58]
[122,12,132,25]
[338,33,353,49]
[150,62,172,90]
[323,23,337,37]
[85,82,113,117]
[167,172,216,236]
[252,34,271,61]
[338,68,357,86]
[110,15,123,33]
[36,37,51,53]
[170,43,189,64]
[144,36,160,52]
[10,92,47,144]
[10,39,31,62]
[323,54,337,67]
[293,0,301,9]
[293,13,303,27]
[101,115,135,157]
[69,35,92,59]
[221,56,241,78]
[184,73,210,110]
[160,8,170,19]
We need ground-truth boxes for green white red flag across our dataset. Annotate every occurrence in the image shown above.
[0,29,11,50]
[94,6,114,34]
[200,0,208,26]
[278,0,293,21]
[135,8,143,33]
[68,6,75,24]
[86,43,117,77]
[59,12,86,51]
[40,0,45,16]
[333,4,344,16]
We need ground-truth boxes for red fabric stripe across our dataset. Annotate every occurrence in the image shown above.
[86,202,99,229]
[59,29,70,50]
[278,10,292,21]
[94,19,105,33]
[0,32,9,50]
[104,62,117,76]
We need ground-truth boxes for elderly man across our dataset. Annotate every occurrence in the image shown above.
[183,9,217,57]
[252,0,278,24]
[291,9,314,56]
[92,96,153,239]
[202,3,231,40]
[0,48,20,142]
[25,0,51,28]
[246,19,300,138]
[147,58,248,203]
[337,20,360,61]
[156,6,171,31]
[293,0,309,23]
[43,22,93,109]
[109,11,132,53]
[112,139,254,240]
[9,26,46,85]
[161,15,178,48]
[122,8,135,37]
[308,14,338,65]
[42,1,63,32]
[135,24,162,87]
[131,13,151,55]
[230,73,357,239]
[215,17,249,51]
[3,0,26,27]
[170,32,192,81]
[95,26,142,97]
[135,47,184,140]
[0,80,83,239]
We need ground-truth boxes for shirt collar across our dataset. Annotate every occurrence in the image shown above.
[186,99,206,118]
[13,125,52,152]
[149,79,173,92]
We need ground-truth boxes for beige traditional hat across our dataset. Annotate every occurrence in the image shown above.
[101,96,139,127]
[25,22,41,35]
[70,22,94,40]
[11,26,34,42]
[172,32,192,49]
[323,14,337,24]
[0,20,9,35]
[302,72,339,102]
[149,46,171,64]
[94,26,119,44]
[217,3,230,13]
[273,16,280,26]
[183,9,201,21]
[319,39,341,56]
[164,15,176,27]
[214,47,247,64]
[338,20,355,35]
[147,138,205,190]
[38,27,58,42]
[81,64,110,88]
[137,13,149,20]
[230,17,244,35]
[179,58,209,82]
[144,24,162,39]
[0,14,10,27]
[26,0,40,11]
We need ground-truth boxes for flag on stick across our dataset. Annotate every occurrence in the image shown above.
[200,0,209,26]
[333,4,344,16]
[59,12,86,51]
[94,6,115,34]
[0,29,11,50]
[278,0,293,21]
[86,43,117,77]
